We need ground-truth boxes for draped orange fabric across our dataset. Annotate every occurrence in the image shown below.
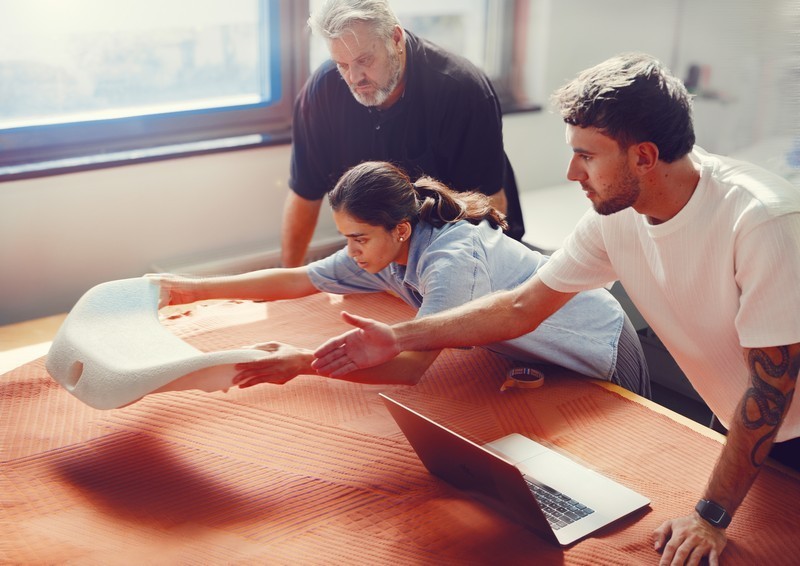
[2,292,799,564]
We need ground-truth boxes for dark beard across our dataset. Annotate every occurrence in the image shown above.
[349,47,403,107]
[592,169,640,216]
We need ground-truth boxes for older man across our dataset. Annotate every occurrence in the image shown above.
[281,0,524,266]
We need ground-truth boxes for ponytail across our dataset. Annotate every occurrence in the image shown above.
[329,161,508,232]
[413,176,508,231]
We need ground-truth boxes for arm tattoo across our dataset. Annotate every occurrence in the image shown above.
[741,346,798,467]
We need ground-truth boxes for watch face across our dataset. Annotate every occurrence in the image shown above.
[704,504,726,523]
[697,499,730,527]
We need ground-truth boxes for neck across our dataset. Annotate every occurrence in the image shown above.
[377,42,407,110]
[637,154,701,224]
[377,74,406,110]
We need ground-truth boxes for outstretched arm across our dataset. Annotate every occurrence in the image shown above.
[313,274,576,376]
[149,266,319,306]
[653,342,799,565]
[232,341,441,388]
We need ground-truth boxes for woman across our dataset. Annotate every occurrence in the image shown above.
[155,161,650,396]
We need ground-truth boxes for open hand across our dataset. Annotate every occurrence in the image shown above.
[653,513,727,565]
[144,273,200,308]
[312,311,400,376]
[233,342,313,388]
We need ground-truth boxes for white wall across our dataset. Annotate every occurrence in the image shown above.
[1,0,795,325]
[0,146,339,324]
[506,0,796,191]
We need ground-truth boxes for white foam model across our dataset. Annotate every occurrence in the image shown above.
[46,277,269,410]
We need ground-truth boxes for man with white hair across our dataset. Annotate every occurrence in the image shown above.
[281,0,525,266]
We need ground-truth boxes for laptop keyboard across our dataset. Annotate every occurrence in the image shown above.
[525,480,595,530]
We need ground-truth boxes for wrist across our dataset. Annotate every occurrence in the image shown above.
[393,322,415,353]
[695,498,732,529]
[298,350,316,373]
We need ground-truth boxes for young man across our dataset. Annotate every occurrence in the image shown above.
[313,53,800,565]
[281,0,525,266]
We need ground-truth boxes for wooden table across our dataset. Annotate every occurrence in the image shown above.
[2,294,799,564]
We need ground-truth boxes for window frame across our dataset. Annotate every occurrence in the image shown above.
[1,0,540,183]
[0,0,310,181]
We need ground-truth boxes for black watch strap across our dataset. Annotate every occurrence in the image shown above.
[695,499,732,528]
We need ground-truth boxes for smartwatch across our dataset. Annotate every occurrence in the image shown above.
[695,499,732,528]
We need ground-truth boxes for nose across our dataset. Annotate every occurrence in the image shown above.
[347,63,365,85]
[346,240,360,258]
[566,155,585,182]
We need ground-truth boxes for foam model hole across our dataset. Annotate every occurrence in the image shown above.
[66,361,84,389]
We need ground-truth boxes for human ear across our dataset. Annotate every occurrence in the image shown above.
[392,25,404,52]
[631,142,659,173]
[396,221,412,242]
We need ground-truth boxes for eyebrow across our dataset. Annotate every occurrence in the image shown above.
[571,146,594,154]
[341,231,367,238]
[334,39,377,63]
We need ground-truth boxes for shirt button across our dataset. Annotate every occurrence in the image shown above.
[375,124,380,130]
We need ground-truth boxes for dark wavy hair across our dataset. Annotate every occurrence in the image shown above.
[551,53,695,162]
[328,161,508,232]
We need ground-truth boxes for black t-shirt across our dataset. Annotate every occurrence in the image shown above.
[289,31,525,239]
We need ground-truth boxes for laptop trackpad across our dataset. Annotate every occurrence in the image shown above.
[483,433,549,464]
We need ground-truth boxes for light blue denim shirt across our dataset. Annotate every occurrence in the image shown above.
[306,220,623,379]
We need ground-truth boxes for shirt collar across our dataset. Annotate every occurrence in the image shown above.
[388,220,435,288]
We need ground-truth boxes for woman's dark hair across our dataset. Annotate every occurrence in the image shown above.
[328,161,508,232]
[550,52,695,162]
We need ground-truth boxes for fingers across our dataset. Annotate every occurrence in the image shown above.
[232,363,295,387]
[314,335,349,359]
[653,515,726,566]
[653,520,672,552]
[311,349,351,376]
[247,341,283,353]
[312,311,367,358]
[311,336,359,376]
[339,310,375,329]
[315,355,359,377]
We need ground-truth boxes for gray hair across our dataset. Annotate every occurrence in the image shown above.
[308,0,401,42]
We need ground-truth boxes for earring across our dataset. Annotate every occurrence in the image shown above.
[399,237,404,242]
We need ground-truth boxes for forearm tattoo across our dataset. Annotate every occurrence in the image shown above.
[741,346,798,467]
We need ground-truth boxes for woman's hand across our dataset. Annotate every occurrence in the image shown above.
[145,273,203,308]
[233,342,314,388]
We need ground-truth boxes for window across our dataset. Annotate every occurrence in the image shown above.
[1,0,534,180]
[0,0,309,179]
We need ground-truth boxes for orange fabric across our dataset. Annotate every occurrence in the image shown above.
[2,292,799,564]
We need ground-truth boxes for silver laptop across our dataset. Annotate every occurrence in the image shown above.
[380,393,650,546]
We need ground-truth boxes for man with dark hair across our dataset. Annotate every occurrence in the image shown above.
[281,0,525,267]
[313,52,800,565]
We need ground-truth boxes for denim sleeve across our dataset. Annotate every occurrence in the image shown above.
[414,242,492,319]
[306,249,389,295]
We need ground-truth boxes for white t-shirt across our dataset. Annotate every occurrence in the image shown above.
[538,147,800,441]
